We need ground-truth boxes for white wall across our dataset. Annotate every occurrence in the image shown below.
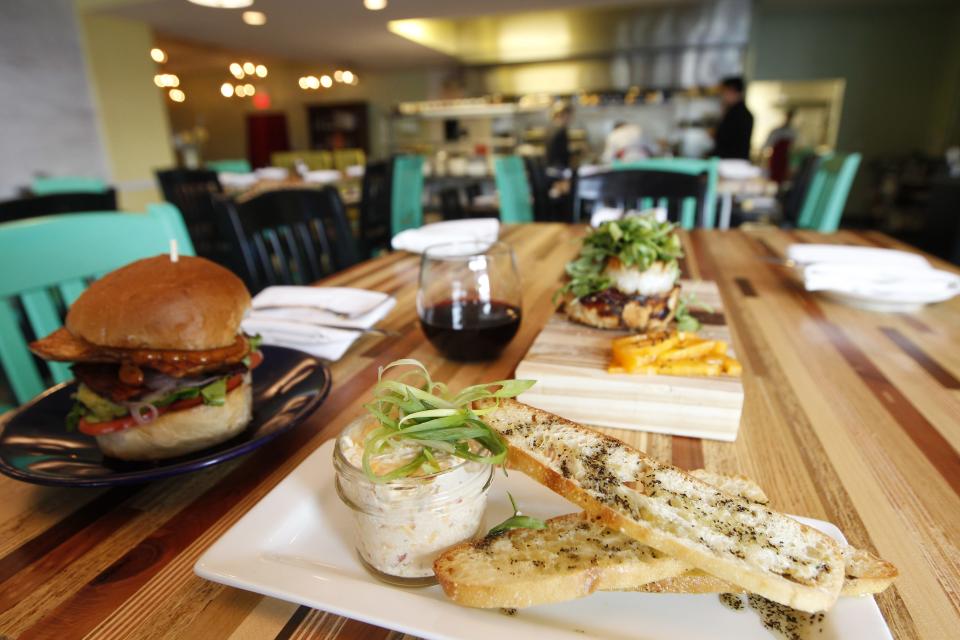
[0,0,108,198]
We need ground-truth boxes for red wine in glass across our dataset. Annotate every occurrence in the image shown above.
[420,298,521,361]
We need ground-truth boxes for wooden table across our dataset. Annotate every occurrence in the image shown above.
[2,225,958,639]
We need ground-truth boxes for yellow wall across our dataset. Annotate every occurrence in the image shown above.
[78,13,174,210]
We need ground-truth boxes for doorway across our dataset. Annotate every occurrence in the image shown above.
[246,113,290,168]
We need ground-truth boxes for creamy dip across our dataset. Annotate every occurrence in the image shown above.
[334,417,491,580]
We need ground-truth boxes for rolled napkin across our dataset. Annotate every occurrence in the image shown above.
[244,286,396,361]
[218,172,258,189]
[802,262,960,304]
[786,244,929,269]
[391,218,500,254]
[254,167,289,181]
[718,159,762,180]
[302,170,342,184]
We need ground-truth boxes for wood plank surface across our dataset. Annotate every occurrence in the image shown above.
[1,224,958,640]
[516,279,744,440]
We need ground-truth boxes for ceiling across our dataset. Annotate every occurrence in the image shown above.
[95,0,668,70]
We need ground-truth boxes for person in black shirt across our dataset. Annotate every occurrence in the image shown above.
[545,100,573,171]
[711,77,754,160]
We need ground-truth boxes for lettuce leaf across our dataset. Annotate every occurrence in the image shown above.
[200,377,227,406]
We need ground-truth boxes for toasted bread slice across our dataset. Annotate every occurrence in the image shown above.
[436,471,894,608]
[634,544,898,596]
[480,399,844,612]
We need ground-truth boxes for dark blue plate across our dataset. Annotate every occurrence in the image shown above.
[0,345,331,487]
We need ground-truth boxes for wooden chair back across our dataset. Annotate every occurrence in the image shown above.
[574,166,713,228]
[797,152,862,232]
[0,190,119,224]
[0,204,194,407]
[216,187,359,293]
[155,168,224,261]
[612,157,720,228]
[493,156,534,223]
[359,159,392,257]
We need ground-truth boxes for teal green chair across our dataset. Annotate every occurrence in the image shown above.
[613,157,720,229]
[31,177,109,196]
[493,156,534,223]
[391,155,424,234]
[207,159,252,173]
[0,203,194,408]
[796,152,862,233]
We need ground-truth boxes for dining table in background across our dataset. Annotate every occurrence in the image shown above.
[1,224,957,640]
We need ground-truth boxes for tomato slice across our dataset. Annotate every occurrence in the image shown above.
[78,372,249,436]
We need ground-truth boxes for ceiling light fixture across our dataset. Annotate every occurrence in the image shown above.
[364,0,388,10]
[150,47,167,63]
[153,74,165,88]
[244,83,255,95]
[298,77,309,89]
[341,70,355,84]
[229,62,244,79]
[306,76,320,90]
[255,64,267,77]
[242,10,267,26]
[186,0,253,8]
[242,61,256,75]
[320,74,332,88]
[220,82,234,97]
[333,70,344,83]
[168,89,186,102]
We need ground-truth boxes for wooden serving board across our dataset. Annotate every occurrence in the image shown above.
[516,280,744,441]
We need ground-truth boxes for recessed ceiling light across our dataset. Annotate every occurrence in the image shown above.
[320,74,332,88]
[341,70,354,84]
[242,61,256,75]
[221,82,234,97]
[244,83,255,95]
[150,48,167,63]
[364,0,387,10]
[186,0,253,8]
[242,11,267,26]
[229,62,244,79]
[306,76,320,90]
[169,89,186,102]
[255,64,267,77]
[235,84,247,97]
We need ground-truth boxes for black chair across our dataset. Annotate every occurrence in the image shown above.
[358,160,392,257]
[0,189,118,223]
[155,169,223,262]
[779,153,823,227]
[523,156,555,221]
[215,187,359,293]
[572,169,709,225]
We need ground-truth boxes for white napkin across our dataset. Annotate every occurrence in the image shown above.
[218,172,258,189]
[302,170,342,184]
[345,164,365,178]
[254,167,289,180]
[718,159,762,180]
[802,262,960,303]
[391,218,500,254]
[244,286,396,361]
[786,244,929,269]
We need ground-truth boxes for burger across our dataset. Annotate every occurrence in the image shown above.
[29,255,261,461]
[559,214,684,332]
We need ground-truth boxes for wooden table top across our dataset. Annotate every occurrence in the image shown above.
[2,224,958,640]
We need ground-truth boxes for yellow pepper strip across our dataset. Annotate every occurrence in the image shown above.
[658,340,717,362]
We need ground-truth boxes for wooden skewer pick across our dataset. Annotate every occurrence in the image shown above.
[169,239,179,263]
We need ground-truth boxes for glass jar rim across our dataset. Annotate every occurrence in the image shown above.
[421,240,513,261]
[333,416,493,485]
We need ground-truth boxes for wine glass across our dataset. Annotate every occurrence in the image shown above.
[417,241,522,361]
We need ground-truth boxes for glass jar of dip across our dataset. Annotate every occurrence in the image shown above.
[333,416,493,586]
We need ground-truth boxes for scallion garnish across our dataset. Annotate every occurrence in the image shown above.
[361,358,535,483]
[487,492,547,536]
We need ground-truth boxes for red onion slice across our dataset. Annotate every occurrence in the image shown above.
[125,402,160,425]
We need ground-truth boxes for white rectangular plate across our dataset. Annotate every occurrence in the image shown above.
[196,440,893,640]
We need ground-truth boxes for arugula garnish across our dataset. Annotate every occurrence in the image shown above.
[488,492,547,536]
[675,292,714,333]
[361,359,535,483]
[557,214,683,301]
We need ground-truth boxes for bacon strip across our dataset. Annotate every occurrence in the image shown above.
[30,328,250,378]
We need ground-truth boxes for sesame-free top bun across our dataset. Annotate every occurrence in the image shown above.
[95,378,253,461]
[66,255,251,350]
